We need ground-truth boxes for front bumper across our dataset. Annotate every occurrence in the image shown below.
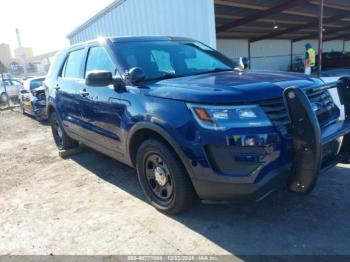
[283,77,350,193]
[189,77,350,201]
[192,164,291,201]
[33,99,48,120]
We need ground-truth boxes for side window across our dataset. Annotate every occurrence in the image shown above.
[2,80,11,87]
[63,49,85,79]
[85,46,115,77]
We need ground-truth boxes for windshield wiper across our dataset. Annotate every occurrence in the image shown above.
[207,68,233,73]
[189,68,232,77]
[145,72,186,82]
[144,68,232,82]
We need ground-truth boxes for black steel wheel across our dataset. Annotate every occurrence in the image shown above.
[50,112,78,150]
[136,139,196,214]
[144,153,174,203]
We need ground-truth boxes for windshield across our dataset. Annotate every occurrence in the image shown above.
[112,40,234,81]
[30,78,45,90]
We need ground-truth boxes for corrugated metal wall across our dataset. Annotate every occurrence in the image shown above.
[345,41,350,52]
[216,39,248,60]
[217,39,347,71]
[68,0,216,48]
[251,40,291,71]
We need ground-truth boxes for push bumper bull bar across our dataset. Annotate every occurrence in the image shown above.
[283,76,350,194]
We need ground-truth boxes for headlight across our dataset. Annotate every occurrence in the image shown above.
[187,104,272,130]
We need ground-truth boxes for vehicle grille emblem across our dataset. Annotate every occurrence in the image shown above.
[311,102,322,112]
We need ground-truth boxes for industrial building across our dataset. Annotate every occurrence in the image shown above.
[67,0,350,72]
[0,43,12,69]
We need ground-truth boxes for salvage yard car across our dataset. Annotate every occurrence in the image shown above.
[19,77,47,121]
[45,36,350,214]
[0,79,23,103]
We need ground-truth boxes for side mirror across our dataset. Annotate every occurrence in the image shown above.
[125,67,145,85]
[86,70,114,87]
[239,56,250,70]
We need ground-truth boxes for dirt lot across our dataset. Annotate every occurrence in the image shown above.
[0,109,350,256]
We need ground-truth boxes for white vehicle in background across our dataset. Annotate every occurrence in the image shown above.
[0,79,23,103]
[321,68,350,120]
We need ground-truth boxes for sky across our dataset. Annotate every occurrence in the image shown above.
[0,0,114,56]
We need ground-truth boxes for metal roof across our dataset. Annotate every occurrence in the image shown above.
[68,0,350,43]
[215,0,350,42]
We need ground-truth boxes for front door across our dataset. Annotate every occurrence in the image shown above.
[79,45,125,153]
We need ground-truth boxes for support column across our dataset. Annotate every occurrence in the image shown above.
[317,0,324,77]
[248,40,251,69]
[291,41,294,71]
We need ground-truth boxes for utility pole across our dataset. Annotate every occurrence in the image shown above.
[317,0,324,77]
[16,28,27,75]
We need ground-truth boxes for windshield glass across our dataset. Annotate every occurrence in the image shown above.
[30,78,45,90]
[112,40,233,81]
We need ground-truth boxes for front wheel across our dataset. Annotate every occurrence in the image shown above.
[0,93,8,104]
[136,139,197,214]
[50,112,78,150]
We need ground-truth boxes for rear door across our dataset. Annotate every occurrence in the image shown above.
[79,45,125,152]
[2,80,17,97]
[56,48,87,136]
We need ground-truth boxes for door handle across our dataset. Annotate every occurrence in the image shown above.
[79,89,89,96]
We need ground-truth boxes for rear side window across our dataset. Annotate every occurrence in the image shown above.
[85,46,115,77]
[1,80,11,87]
[63,49,85,79]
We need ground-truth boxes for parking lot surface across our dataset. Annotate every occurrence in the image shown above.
[0,109,349,256]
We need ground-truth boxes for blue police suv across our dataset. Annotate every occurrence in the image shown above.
[45,36,350,214]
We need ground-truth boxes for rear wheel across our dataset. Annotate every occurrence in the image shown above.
[50,112,78,150]
[136,139,196,214]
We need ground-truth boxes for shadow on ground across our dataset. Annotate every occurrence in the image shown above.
[70,147,350,256]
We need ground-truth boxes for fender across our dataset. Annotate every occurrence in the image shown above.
[126,121,195,178]
[47,101,67,130]
[47,101,59,119]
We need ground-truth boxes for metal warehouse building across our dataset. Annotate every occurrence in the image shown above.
[67,0,350,72]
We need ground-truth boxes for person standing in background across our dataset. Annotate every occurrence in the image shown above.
[304,43,316,75]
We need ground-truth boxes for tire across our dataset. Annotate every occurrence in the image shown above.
[136,139,197,214]
[0,93,8,104]
[49,111,78,150]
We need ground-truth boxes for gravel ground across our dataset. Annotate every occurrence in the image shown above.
[0,109,349,257]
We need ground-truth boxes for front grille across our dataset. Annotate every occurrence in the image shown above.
[260,89,339,136]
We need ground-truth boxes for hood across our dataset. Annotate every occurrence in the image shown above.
[144,70,324,104]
